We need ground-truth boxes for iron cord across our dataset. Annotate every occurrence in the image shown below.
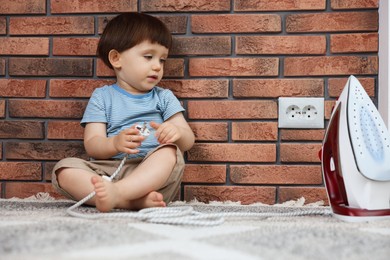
[66,156,331,226]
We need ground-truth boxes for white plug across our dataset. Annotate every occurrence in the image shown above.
[135,122,151,137]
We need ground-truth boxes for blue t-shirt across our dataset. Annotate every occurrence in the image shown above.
[81,84,185,159]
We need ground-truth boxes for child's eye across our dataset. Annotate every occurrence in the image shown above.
[144,55,153,60]
[160,59,166,64]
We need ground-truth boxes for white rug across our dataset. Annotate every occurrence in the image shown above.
[1,193,390,260]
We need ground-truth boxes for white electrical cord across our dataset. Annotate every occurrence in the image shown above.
[68,203,330,226]
[66,123,331,226]
[66,155,331,226]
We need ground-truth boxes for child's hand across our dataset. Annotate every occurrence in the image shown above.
[150,121,181,144]
[113,126,145,154]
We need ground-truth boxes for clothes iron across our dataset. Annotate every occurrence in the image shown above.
[320,75,390,221]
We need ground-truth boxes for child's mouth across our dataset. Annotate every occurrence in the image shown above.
[148,75,158,80]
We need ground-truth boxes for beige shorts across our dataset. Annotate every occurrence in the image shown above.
[52,144,184,204]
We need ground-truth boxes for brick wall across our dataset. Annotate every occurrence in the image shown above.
[0,0,379,204]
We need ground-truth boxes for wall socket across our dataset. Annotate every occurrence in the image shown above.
[278,97,324,128]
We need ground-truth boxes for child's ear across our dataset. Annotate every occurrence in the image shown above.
[108,49,121,69]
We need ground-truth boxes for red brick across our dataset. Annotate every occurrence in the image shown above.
[183,164,226,183]
[98,16,188,35]
[188,143,276,162]
[284,56,378,76]
[278,187,328,205]
[10,16,94,35]
[164,58,184,78]
[0,121,44,139]
[0,38,49,55]
[96,59,115,77]
[190,58,279,77]
[286,12,378,32]
[159,79,229,98]
[331,0,379,9]
[0,79,46,97]
[5,142,86,160]
[164,59,186,78]
[234,0,326,11]
[0,18,6,35]
[0,0,45,14]
[0,59,5,75]
[328,77,375,97]
[192,14,281,33]
[53,38,99,56]
[325,100,336,119]
[0,100,5,118]
[280,129,325,141]
[0,162,41,180]
[330,33,378,53]
[280,143,322,163]
[5,182,66,199]
[49,79,114,98]
[141,0,230,12]
[45,162,56,181]
[236,36,326,55]
[97,16,115,34]
[51,0,137,13]
[233,79,324,98]
[97,58,184,78]
[9,100,87,118]
[171,36,231,56]
[158,16,188,34]
[184,186,276,204]
[189,122,228,141]
[188,100,277,119]
[47,121,84,140]
[232,122,278,141]
[230,165,322,185]
[9,58,93,76]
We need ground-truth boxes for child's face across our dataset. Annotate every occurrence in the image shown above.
[114,41,169,94]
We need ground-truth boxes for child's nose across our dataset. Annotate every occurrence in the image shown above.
[152,61,162,71]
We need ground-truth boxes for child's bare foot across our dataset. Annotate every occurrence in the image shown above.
[130,191,166,210]
[91,176,120,212]
[91,176,166,212]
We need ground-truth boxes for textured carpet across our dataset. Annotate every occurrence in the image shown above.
[1,194,390,260]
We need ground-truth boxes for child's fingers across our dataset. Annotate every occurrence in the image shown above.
[128,135,145,143]
[150,121,161,130]
[123,148,140,154]
[156,127,170,142]
[121,128,139,136]
[159,128,179,144]
[123,139,143,154]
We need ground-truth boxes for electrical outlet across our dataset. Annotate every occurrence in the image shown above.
[278,97,324,128]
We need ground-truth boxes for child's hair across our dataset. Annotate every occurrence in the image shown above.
[97,12,172,69]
